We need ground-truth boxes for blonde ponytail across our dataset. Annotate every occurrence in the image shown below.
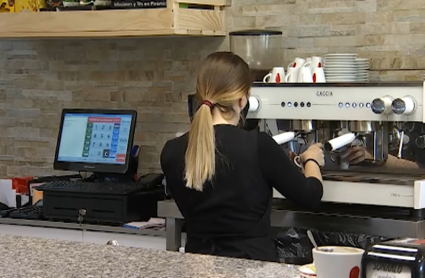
[183,51,252,191]
[184,103,215,191]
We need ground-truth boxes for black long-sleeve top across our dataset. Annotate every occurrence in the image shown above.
[160,124,323,242]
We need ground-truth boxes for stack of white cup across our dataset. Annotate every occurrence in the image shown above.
[285,56,326,83]
[261,56,326,84]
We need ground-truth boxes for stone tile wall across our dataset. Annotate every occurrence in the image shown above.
[0,0,425,176]
[228,0,425,80]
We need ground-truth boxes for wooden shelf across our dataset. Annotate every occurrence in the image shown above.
[0,0,227,38]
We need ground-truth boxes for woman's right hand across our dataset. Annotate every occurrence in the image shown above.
[300,143,325,167]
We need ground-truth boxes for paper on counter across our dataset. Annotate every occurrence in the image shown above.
[0,179,16,208]
[123,218,165,229]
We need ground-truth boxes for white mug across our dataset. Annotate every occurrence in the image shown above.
[305,57,312,71]
[297,62,313,83]
[313,246,364,278]
[263,67,285,83]
[287,57,305,71]
[311,56,323,69]
[339,147,354,170]
[312,67,326,83]
[285,67,298,83]
[340,160,350,170]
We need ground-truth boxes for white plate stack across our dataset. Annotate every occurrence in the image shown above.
[355,58,369,82]
[323,53,358,83]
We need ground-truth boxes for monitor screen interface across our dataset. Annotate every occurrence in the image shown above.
[57,113,133,165]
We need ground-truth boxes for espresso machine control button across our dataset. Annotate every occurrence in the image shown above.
[371,97,392,114]
[392,96,416,115]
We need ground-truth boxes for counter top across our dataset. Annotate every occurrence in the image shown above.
[0,218,165,237]
[0,233,299,278]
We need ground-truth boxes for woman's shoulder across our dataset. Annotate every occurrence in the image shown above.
[214,125,274,141]
[160,133,188,164]
[162,133,188,152]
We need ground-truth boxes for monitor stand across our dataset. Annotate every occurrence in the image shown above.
[83,154,139,183]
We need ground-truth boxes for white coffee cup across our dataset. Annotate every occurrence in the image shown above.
[311,56,323,69]
[339,146,355,170]
[312,67,326,83]
[313,246,364,278]
[263,67,285,83]
[285,67,298,83]
[287,57,305,71]
[297,62,313,82]
[306,57,312,71]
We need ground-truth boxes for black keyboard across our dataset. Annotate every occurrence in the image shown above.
[37,180,145,195]
[9,205,43,219]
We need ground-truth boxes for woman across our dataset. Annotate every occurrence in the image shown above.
[160,52,324,262]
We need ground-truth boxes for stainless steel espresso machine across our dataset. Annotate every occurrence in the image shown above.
[158,81,425,253]
[247,82,425,238]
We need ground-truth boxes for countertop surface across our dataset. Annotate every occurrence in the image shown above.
[0,233,300,278]
[0,217,165,237]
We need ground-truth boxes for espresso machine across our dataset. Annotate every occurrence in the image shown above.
[247,82,425,238]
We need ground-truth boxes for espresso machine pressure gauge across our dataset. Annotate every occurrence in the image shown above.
[371,96,393,115]
[392,96,416,115]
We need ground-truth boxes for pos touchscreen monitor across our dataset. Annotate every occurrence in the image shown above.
[53,109,137,174]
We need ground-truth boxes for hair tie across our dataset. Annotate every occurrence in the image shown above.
[201,100,213,109]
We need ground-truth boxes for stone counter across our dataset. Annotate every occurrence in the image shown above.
[0,233,299,278]
[0,217,165,237]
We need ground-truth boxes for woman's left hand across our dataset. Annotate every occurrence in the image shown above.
[341,146,370,165]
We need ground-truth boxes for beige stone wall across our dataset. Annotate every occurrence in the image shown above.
[228,0,425,80]
[0,38,227,176]
[0,0,425,176]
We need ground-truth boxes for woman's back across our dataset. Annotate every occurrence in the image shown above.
[161,125,273,239]
[160,51,323,262]
[161,123,323,236]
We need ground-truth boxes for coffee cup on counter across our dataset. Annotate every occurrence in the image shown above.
[313,246,364,278]
[263,67,285,83]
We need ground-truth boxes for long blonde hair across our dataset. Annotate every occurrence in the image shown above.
[184,52,252,191]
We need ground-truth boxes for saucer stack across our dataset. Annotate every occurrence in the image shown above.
[355,58,369,82]
[323,53,357,83]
